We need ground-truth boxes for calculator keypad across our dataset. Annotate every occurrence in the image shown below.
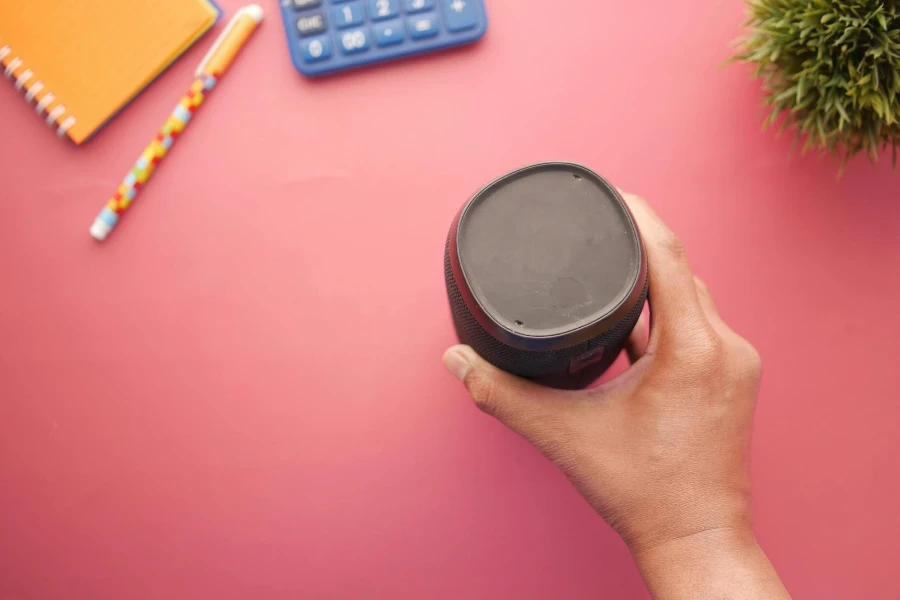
[408,14,439,39]
[301,35,333,61]
[296,13,327,36]
[373,21,405,46]
[331,2,366,28]
[281,0,487,76]
[367,0,400,20]
[403,0,434,13]
[338,28,371,53]
[442,0,478,31]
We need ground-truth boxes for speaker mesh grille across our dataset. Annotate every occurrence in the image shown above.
[445,241,649,380]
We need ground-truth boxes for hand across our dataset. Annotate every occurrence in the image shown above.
[443,192,790,599]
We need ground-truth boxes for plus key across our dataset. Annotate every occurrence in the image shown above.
[440,0,478,32]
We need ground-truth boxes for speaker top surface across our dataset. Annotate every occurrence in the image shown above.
[456,163,642,339]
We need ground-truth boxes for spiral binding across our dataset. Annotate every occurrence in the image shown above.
[0,41,77,138]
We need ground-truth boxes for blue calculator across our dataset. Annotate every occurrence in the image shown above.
[279,0,488,77]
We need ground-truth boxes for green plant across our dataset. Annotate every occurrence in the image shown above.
[734,0,900,168]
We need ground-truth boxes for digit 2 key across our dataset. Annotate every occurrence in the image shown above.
[280,0,488,76]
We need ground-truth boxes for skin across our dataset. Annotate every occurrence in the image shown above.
[442,192,792,600]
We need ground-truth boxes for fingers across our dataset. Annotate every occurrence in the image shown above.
[694,276,741,339]
[626,277,730,366]
[618,191,705,342]
[443,345,578,443]
[693,276,720,320]
[625,308,650,364]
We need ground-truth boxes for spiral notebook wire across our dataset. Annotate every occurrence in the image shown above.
[0,39,76,138]
[0,1,219,145]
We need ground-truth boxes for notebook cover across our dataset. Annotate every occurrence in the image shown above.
[87,0,223,144]
[0,0,221,145]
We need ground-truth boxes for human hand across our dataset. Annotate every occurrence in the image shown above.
[443,192,789,599]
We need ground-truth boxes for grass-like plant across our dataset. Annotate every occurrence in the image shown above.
[734,0,900,168]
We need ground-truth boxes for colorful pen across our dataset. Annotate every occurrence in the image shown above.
[90,4,263,241]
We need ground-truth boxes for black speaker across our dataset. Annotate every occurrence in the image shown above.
[445,162,648,390]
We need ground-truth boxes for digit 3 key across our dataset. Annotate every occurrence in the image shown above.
[280,0,488,76]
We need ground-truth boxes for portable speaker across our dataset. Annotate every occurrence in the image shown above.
[445,162,648,390]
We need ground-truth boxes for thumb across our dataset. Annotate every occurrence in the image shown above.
[442,345,578,443]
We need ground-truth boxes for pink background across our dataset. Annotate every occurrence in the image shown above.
[1,0,898,597]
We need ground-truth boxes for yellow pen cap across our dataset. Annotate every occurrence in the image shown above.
[196,5,263,78]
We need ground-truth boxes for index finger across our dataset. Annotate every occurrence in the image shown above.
[619,191,705,341]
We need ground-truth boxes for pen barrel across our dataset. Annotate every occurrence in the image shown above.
[90,75,218,241]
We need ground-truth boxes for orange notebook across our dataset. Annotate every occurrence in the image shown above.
[0,0,220,145]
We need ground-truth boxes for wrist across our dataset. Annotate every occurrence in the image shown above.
[616,486,754,555]
[632,527,790,600]
[632,525,758,567]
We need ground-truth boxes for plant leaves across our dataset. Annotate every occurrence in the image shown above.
[733,0,900,170]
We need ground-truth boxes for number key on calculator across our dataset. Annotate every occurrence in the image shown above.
[280,0,488,76]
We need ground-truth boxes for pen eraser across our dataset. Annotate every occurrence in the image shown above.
[245,5,264,23]
[90,220,111,242]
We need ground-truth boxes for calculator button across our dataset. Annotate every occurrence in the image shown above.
[291,0,321,9]
[373,20,405,46]
[331,1,365,28]
[301,35,333,62]
[366,0,400,21]
[403,0,434,14]
[441,0,477,32]
[296,13,327,36]
[407,14,440,39]
[338,28,370,53]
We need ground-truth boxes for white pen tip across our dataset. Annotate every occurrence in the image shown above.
[90,220,111,241]
[243,4,264,23]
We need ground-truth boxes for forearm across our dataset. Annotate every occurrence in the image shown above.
[633,528,791,600]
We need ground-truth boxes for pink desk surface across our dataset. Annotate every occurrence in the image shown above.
[1,0,898,598]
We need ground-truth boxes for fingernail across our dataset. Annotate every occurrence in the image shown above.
[443,346,475,381]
